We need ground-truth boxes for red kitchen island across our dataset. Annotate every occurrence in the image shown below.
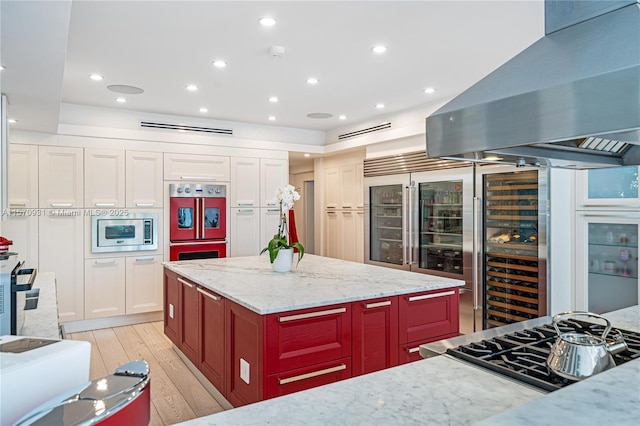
[163,255,463,407]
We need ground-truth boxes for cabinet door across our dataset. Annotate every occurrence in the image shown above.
[178,275,200,365]
[163,269,180,345]
[339,165,356,209]
[398,288,459,344]
[126,151,163,208]
[164,153,230,181]
[85,148,125,208]
[39,213,84,321]
[8,144,38,208]
[351,297,399,376]
[225,300,264,407]
[340,211,357,262]
[1,215,38,268]
[85,257,126,319]
[260,207,281,250]
[39,146,84,208]
[266,357,351,399]
[125,255,163,314]
[198,286,225,393]
[325,210,340,259]
[231,208,261,257]
[576,166,640,209]
[260,159,288,207]
[324,167,340,209]
[231,157,260,207]
[355,162,364,209]
[265,303,351,375]
[355,209,364,263]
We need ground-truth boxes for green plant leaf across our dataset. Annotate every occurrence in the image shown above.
[291,242,305,266]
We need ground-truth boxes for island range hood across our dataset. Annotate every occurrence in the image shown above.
[426,0,640,169]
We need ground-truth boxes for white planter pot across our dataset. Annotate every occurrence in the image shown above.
[272,248,293,273]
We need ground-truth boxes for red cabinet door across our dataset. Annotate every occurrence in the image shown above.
[265,303,351,375]
[198,286,225,393]
[351,296,399,376]
[265,357,352,399]
[398,288,459,344]
[225,301,264,407]
[163,269,180,346]
[178,275,199,365]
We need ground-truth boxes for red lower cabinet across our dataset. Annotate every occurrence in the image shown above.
[178,276,200,366]
[163,269,180,346]
[199,286,225,393]
[351,297,399,376]
[398,341,430,365]
[266,358,352,398]
[398,288,459,345]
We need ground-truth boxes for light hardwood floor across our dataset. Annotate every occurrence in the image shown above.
[67,321,225,425]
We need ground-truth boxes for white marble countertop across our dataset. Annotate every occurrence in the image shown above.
[19,272,59,339]
[164,255,465,314]
[178,306,639,425]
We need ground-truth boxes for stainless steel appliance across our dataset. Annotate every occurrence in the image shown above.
[0,250,38,335]
[91,213,158,253]
[422,316,639,393]
[426,0,640,169]
[364,153,547,334]
[169,183,227,260]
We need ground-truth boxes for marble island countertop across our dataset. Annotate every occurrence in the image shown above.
[164,255,465,314]
[179,306,639,425]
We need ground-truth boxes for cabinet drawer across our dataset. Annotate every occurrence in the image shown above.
[266,357,352,399]
[266,304,351,374]
[398,288,459,344]
[398,335,457,365]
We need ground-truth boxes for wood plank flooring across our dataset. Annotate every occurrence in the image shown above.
[68,321,225,425]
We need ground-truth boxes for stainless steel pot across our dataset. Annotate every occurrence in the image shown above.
[547,311,628,381]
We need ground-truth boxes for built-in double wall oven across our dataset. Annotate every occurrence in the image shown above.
[168,183,227,261]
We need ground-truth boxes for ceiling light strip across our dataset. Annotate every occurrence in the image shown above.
[140,121,233,135]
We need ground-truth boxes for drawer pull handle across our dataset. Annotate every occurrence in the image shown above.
[267,208,280,213]
[135,257,155,262]
[278,307,346,322]
[278,364,346,385]
[364,301,391,309]
[9,203,26,207]
[407,290,455,302]
[135,203,155,207]
[237,202,255,206]
[95,203,115,207]
[342,205,352,209]
[407,347,421,354]
[51,203,72,207]
[197,287,221,301]
[181,176,216,181]
[238,209,254,213]
[95,259,116,265]
[177,277,194,288]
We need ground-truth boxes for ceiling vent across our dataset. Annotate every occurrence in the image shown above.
[140,121,233,135]
[338,122,391,140]
[364,151,470,177]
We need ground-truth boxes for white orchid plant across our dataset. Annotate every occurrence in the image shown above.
[260,184,305,265]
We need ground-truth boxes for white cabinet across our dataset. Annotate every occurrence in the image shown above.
[231,157,260,207]
[8,144,38,208]
[85,257,126,319]
[85,148,125,208]
[325,210,340,259]
[260,207,282,251]
[355,163,364,209]
[39,213,84,322]
[576,166,640,209]
[1,215,38,268]
[340,165,357,209]
[126,151,163,208]
[39,146,84,208]
[230,207,261,257]
[125,255,163,314]
[324,167,340,209]
[260,158,288,207]
[164,153,230,181]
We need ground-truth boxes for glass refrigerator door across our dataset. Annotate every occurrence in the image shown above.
[418,181,463,275]
[483,170,542,328]
[369,184,404,265]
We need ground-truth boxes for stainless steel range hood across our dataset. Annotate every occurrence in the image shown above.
[426,0,640,169]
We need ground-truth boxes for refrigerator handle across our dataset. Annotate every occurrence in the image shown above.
[407,184,412,265]
[403,186,408,265]
[472,196,482,310]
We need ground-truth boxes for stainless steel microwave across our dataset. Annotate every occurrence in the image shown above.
[92,213,158,253]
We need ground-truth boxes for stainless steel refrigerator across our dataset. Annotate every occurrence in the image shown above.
[364,161,547,334]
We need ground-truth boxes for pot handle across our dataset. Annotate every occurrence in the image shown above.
[551,311,613,340]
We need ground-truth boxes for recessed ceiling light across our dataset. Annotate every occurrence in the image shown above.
[339,115,347,120]
[199,107,208,113]
[8,118,17,123]
[306,77,319,85]
[268,96,279,103]
[303,153,310,157]
[89,74,103,81]
[372,45,387,54]
[375,103,385,109]
[259,17,276,27]
[185,84,198,92]
[212,60,227,68]
[423,87,436,94]
[115,97,127,103]
[268,116,276,121]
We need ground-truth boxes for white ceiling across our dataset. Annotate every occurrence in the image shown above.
[1,1,544,139]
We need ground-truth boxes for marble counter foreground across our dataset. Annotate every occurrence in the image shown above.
[164,255,464,314]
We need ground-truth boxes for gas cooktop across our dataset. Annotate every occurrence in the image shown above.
[445,319,640,392]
